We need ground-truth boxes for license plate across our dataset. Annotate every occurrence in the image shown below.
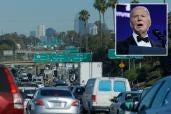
[53,103,61,108]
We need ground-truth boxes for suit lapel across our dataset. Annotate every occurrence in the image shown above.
[126,36,137,46]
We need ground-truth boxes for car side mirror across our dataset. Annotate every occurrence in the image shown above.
[82,88,85,92]
[110,98,115,102]
[113,97,118,103]
[120,100,139,112]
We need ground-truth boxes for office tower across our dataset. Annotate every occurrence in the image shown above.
[37,24,46,39]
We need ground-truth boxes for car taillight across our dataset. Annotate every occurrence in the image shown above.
[71,100,79,106]
[4,67,18,93]
[91,95,96,102]
[13,93,24,109]
[4,67,24,109]
[35,99,44,106]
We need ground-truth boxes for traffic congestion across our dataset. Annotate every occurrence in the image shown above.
[0,0,171,114]
[0,63,171,114]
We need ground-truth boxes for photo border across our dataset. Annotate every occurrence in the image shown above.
[115,3,168,56]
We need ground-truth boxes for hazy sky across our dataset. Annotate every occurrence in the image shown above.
[0,0,170,35]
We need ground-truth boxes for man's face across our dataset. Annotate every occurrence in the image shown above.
[130,7,151,35]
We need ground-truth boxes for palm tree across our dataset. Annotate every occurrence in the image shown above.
[79,9,90,51]
[99,0,108,26]
[94,0,102,44]
[93,0,108,47]
[94,0,108,30]
[107,0,118,32]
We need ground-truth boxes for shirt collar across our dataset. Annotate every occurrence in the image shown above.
[132,32,149,42]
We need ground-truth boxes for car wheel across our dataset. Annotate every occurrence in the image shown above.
[82,107,87,114]
[117,110,119,114]
[90,110,96,114]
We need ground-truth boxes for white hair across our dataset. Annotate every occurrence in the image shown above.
[130,6,151,19]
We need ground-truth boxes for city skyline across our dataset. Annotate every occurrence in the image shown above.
[0,0,170,36]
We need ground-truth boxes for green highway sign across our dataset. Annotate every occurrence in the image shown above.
[33,53,51,62]
[70,53,92,62]
[108,49,143,59]
[51,53,69,62]
[108,49,127,59]
[37,39,63,47]
[65,46,79,53]
[33,52,92,62]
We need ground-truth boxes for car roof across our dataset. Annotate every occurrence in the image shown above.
[90,77,129,81]
[125,91,142,94]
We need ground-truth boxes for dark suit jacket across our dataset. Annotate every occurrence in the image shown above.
[116,35,160,54]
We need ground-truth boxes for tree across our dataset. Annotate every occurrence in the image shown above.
[99,0,108,26]
[131,0,139,3]
[79,9,90,51]
[107,0,118,32]
[94,0,102,40]
[124,68,138,85]
[93,0,108,47]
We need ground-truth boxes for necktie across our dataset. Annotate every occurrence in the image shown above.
[137,36,149,42]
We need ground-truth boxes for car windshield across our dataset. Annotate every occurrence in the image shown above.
[114,81,126,92]
[24,89,36,94]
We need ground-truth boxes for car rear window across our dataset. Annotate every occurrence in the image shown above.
[0,68,11,92]
[114,81,126,92]
[40,89,72,97]
[98,80,111,91]
[24,89,36,94]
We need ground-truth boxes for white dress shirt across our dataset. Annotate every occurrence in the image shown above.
[132,32,152,47]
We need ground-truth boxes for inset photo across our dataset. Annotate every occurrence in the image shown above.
[115,4,167,56]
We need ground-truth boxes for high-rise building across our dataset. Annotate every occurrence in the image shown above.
[46,28,56,42]
[88,23,98,35]
[37,24,46,39]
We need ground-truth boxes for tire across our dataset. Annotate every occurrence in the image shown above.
[117,110,119,114]
[82,107,87,114]
[90,110,95,114]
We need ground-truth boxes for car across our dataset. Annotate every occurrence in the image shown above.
[82,77,131,114]
[0,64,24,114]
[54,80,68,86]
[71,85,85,100]
[28,87,80,114]
[120,76,171,114]
[140,86,151,100]
[109,91,141,114]
[71,85,85,113]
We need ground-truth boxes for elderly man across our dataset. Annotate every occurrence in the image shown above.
[117,6,160,55]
